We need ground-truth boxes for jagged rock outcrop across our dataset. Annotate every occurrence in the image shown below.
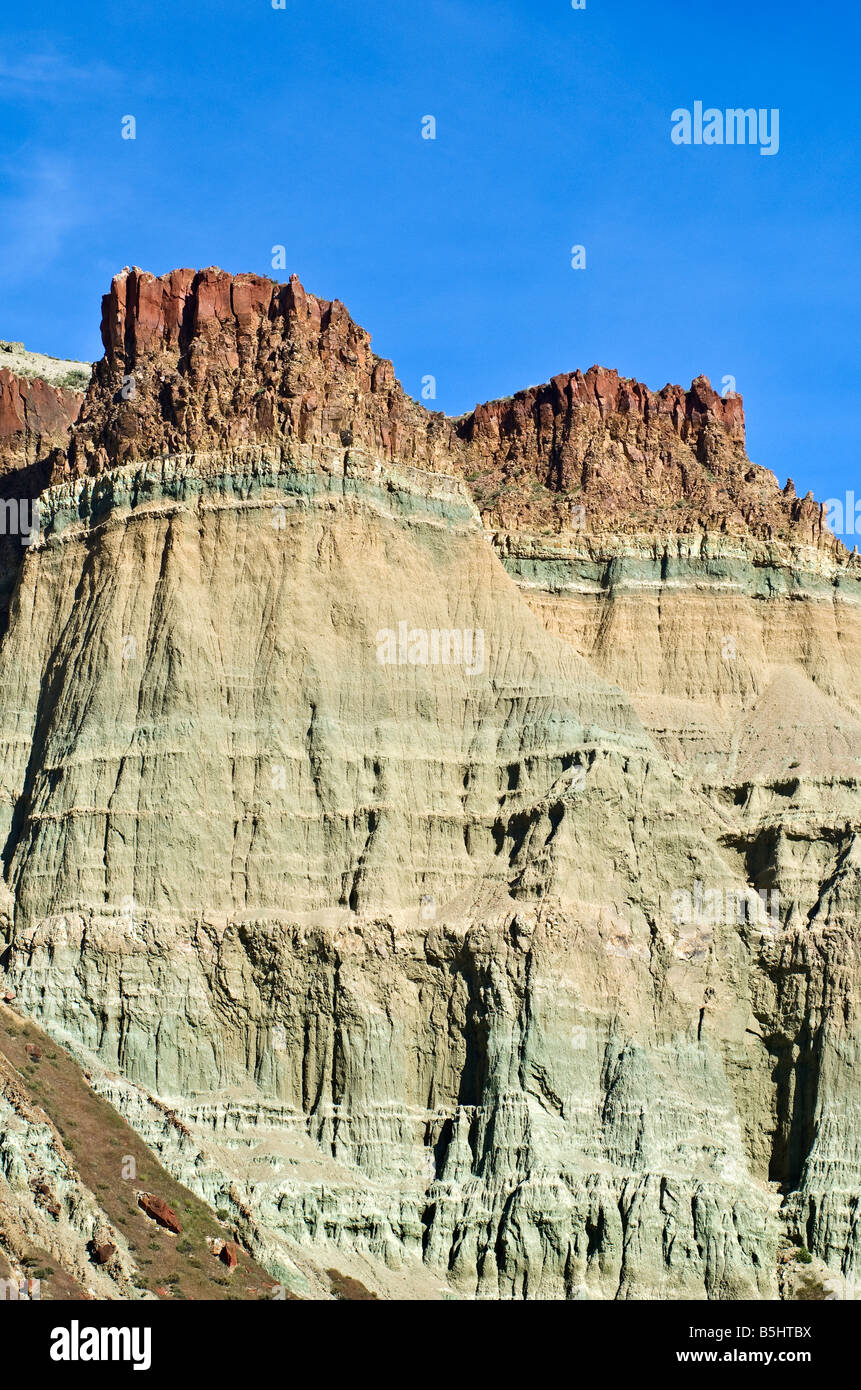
[460,369,835,546]
[0,267,859,1301]
[62,267,454,480]
[62,266,833,548]
[0,355,85,475]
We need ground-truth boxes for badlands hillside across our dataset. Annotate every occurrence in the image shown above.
[0,266,859,1300]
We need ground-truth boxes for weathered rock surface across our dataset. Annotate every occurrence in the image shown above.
[62,267,452,481]
[0,267,859,1300]
[63,266,835,549]
[0,1003,320,1300]
[137,1193,182,1234]
[0,351,87,633]
[0,1025,139,1298]
[0,358,85,474]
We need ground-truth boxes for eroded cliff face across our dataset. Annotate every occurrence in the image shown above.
[0,267,859,1300]
[0,350,88,637]
[0,362,84,477]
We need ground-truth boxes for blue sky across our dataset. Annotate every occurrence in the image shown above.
[0,0,858,505]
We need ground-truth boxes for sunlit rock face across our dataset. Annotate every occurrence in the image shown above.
[0,268,859,1300]
[0,354,87,628]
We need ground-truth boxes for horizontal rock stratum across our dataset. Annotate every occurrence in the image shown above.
[60,266,835,546]
[0,266,859,1301]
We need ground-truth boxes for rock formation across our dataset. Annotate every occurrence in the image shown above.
[0,368,82,476]
[0,1003,285,1300]
[0,339,88,473]
[0,266,859,1300]
[0,347,88,630]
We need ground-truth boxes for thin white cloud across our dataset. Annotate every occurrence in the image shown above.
[0,155,90,278]
[0,48,117,96]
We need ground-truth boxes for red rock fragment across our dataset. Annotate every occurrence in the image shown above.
[138,1192,182,1234]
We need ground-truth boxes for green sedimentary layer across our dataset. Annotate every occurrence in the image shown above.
[39,445,480,535]
[498,537,861,603]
